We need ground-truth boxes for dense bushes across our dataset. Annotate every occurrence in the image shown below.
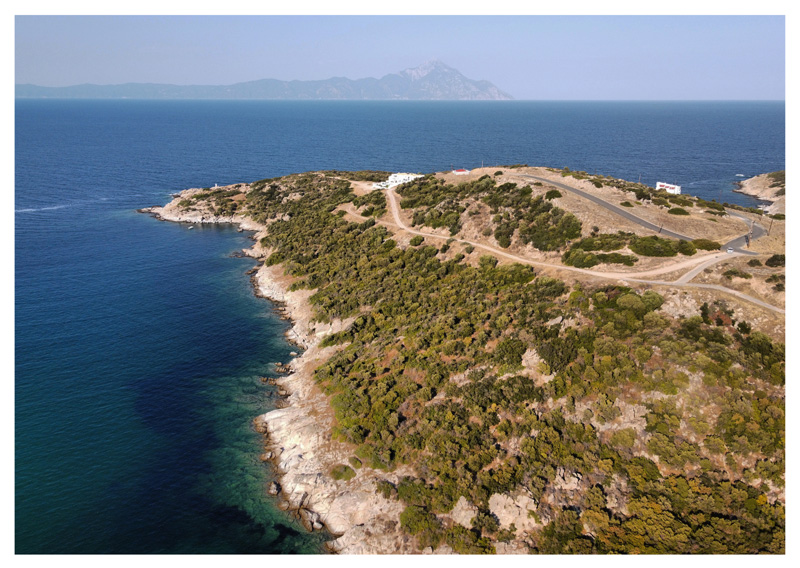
[692,238,722,251]
[186,170,784,554]
[667,207,690,215]
[398,176,582,251]
[353,190,387,217]
[765,254,785,267]
[330,464,356,481]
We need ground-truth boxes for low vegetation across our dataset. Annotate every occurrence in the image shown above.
[183,171,783,554]
[398,176,582,250]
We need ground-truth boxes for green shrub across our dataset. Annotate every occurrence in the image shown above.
[723,269,752,280]
[331,464,356,481]
[630,236,678,257]
[765,254,785,267]
[409,235,424,246]
[494,171,503,176]
[610,428,637,448]
[400,506,443,549]
[620,201,634,207]
[545,189,562,200]
[692,239,722,251]
[562,248,599,268]
[667,207,690,216]
[770,213,785,220]
[677,240,697,256]
[767,170,785,189]
[598,252,637,266]
[748,259,763,267]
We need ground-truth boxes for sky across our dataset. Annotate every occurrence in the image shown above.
[14,14,786,100]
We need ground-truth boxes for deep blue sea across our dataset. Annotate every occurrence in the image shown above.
[15,100,784,554]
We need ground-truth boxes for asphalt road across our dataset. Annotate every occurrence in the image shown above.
[384,186,783,314]
[517,173,764,256]
[517,174,692,240]
[724,210,766,255]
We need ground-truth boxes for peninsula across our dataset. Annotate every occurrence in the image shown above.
[143,166,785,554]
[734,171,785,215]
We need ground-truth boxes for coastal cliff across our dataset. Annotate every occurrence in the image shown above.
[141,171,785,555]
[144,186,418,554]
[734,171,785,214]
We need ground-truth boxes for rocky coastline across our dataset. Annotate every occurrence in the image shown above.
[732,172,785,214]
[142,187,418,554]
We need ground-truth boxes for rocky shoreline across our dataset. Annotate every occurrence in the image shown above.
[732,172,785,214]
[142,187,418,554]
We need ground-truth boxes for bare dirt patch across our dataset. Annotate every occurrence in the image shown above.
[509,167,749,243]
[691,257,785,309]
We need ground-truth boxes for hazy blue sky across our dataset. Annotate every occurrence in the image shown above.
[15,15,785,99]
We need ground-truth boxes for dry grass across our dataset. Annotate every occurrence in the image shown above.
[691,257,785,309]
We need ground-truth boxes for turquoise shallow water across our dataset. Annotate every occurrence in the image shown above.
[15,99,784,553]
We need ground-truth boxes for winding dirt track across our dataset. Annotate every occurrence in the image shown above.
[375,186,784,315]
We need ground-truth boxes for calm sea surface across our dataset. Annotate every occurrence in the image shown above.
[15,100,784,553]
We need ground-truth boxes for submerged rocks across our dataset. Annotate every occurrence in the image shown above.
[252,417,269,434]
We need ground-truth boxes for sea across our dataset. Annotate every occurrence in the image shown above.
[14,100,785,554]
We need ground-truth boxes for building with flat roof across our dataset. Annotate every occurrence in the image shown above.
[656,181,681,195]
[372,173,423,190]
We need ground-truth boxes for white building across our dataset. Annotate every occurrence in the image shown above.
[372,172,424,190]
[452,168,470,175]
[656,181,681,195]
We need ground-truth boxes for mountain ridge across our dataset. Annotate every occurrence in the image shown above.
[15,60,514,101]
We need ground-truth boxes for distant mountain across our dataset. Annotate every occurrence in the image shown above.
[15,60,514,101]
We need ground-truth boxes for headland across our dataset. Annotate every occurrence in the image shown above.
[142,166,785,554]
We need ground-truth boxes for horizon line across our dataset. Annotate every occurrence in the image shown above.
[13,96,786,102]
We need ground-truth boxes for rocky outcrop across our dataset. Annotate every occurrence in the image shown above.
[253,270,418,552]
[446,496,478,528]
[145,188,419,553]
[733,172,785,214]
[488,493,541,535]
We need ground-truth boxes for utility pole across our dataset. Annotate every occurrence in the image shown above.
[768,216,774,235]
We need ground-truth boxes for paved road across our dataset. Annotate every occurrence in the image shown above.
[624,278,784,314]
[723,210,766,255]
[517,173,765,256]
[516,174,692,240]
[382,187,783,314]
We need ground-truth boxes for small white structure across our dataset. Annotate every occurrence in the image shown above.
[452,168,470,175]
[372,172,424,190]
[656,181,681,195]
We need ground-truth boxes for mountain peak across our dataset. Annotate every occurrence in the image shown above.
[16,61,514,101]
[400,59,452,80]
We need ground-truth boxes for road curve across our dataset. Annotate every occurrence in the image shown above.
[516,173,764,256]
[724,210,766,254]
[382,186,783,314]
[515,174,692,240]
